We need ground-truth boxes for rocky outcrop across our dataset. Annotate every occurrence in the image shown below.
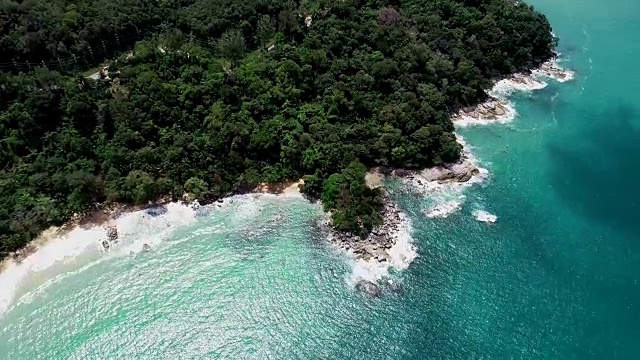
[100,224,119,251]
[327,192,403,263]
[449,160,479,182]
[397,159,479,184]
[533,58,575,82]
[355,279,381,297]
[145,205,168,217]
[454,96,511,121]
[386,279,404,293]
[510,73,544,87]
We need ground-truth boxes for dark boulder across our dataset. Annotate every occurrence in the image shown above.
[387,279,404,293]
[355,280,381,297]
[145,205,168,217]
[106,226,118,241]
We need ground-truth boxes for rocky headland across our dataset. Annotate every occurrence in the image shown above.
[328,192,405,264]
[325,157,484,295]
[454,57,574,128]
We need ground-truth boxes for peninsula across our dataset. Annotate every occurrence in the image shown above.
[0,0,556,259]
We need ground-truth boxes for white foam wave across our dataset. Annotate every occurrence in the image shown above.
[0,202,197,315]
[445,57,572,223]
[490,75,548,97]
[454,55,576,129]
[6,256,107,313]
[423,200,462,218]
[473,210,497,223]
[401,134,489,225]
[453,101,517,127]
[0,186,312,316]
[531,58,575,83]
[534,69,575,83]
[0,227,104,315]
[112,203,197,256]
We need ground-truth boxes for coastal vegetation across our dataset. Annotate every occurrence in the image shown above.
[0,0,555,257]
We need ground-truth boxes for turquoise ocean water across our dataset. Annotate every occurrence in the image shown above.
[1,0,640,358]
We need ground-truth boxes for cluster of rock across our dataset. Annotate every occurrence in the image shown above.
[101,225,119,251]
[355,279,381,297]
[533,58,575,82]
[355,279,404,297]
[509,73,545,88]
[453,96,511,122]
[101,225,152,253]
[329,193,403,264]
[355,278,404,297]
[396,158,480,184]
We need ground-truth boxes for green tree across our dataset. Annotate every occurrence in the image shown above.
[217,30,246,64]
[256,15,276,46]
[184,177,209,201]
[124,171,157,204]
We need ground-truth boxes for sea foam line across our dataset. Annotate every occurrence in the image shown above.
[0,202,200,315]
[454,57,574,128]
[0,183,309,315]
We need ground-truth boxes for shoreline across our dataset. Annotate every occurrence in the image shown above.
[326,156,485,295]
[336,55,575,294]
[0,57,575,300]
[0,181,305,278]
[321,189,415,295]
[0,181,307,314]
[454,57,574,127]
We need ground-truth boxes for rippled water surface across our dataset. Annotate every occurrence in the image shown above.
[2,0,640,358]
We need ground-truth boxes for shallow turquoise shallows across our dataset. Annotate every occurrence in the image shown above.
[1,0,639,358]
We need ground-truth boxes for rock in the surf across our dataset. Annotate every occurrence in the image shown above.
[417,159,479,183]
[106,226,118,241]
[146,205,168,217]
[387,279,404,293]
[355,280,381,297]
[450,160,479,182]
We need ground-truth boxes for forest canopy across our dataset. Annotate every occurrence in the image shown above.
[0,0,555,256]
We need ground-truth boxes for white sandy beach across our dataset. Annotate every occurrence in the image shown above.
[0,182,307,315]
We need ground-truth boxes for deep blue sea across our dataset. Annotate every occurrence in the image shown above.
[1,0,639,358]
